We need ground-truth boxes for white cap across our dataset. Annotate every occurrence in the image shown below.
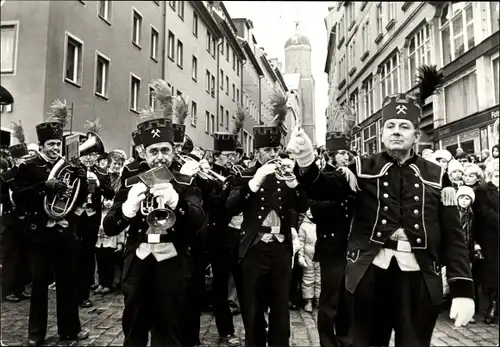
[456,185,475,204]
[447,159,464,174]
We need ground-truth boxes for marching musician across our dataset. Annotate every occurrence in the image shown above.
[74,121,115,308]
[309,132,353,347]
[121,130,148,188]
[1,122,32,303]
[287,67,475,347]
[103,81,205,347]
[11,100,89,346]
[226,112,309,346]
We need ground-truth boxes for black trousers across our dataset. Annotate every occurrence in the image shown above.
[2,219,30,296]
[317,258,350,347]
[348,258,440,347]
[95,247,116,288]
[240,241,292,347]
[76,212,100,302]
[122,254,186,347]
[28,226,81,342]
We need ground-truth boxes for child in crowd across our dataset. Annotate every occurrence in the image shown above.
[95,199,124,294]
[298,209,320,313]
[448,159,464,189]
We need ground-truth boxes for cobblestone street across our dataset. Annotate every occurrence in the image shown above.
[1,291,498,346]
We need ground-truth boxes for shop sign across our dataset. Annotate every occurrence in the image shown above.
[491,110,499,119]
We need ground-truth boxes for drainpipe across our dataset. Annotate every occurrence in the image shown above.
[258,76,263,124]
[161,2,167,79]
[240,59,247,142]
[216,39,222,132]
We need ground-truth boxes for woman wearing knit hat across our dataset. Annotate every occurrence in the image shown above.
[472,158,499,324]
[463,164,484,190]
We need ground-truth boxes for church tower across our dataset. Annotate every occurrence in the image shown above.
[284,22,316,145]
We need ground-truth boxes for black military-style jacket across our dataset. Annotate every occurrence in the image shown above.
[297,151,473,305]
[120,158,149,187]
[0,166,26,227]
[103,163,205,276]
[310,163,354,263]
[11,155,88,231]
[226,162,309,260]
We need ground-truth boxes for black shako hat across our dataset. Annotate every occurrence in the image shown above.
[381,93,421,125]
[325,132,350,151]
[36,122,64,143]
[213,132,238,152]
[132,130,143,146]
[138,118,174,148]
[9,144,28,158]
[253,126,282,149]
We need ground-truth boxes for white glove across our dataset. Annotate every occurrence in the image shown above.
[474,244,481,251]
[150,182,179,210]
[450,297,475,327]
[248,163,277,192]
[286,179,299,188]
[298,256,308,268]
[87,171,101,187]
[199,159,211,172]
[286,128,315,167]
[122,182,148,218]
[292,227,300,255]
[180,160,200,176]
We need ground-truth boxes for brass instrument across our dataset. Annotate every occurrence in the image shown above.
[43,132,105,220]
[267,157,296,181]
[176,154,227,182]
[137,166,177,232]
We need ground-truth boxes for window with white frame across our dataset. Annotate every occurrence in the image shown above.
[444,71,478,123]
[408,24,432,87]
[150,26,159,60]
[346,3,355,26]
[440,3,474,66]
[177,39,183,68]
[212,37,216,58]
[1,24,17,73]
[338,15,345,43]
[376,3,383,35]
[178,0,184,20]
[237,59,240,76]
[361,21,369,53]
[191,100,197,127]
[149,86,155,110]
[352,133,361,152]
[348,40,356,69]
[205,111,210,133]
[492,56,499,104]
[237,89,240,104]
[206,30,211,52]
[226,42,230,62]
[349,90,360,127]
[380,53,400,100]
[65,34,83,85]
[193,13,198,37]
[338,54,346,82]
[169,1,176,10]
[192,56,198,81]
[226,76,229,95]
[363,77,375,121]
[130,75,140,111]
[168,31,175,60]
[220,106,224,126]
[211,113,215,134]
[211,75,215,97]
[95,53,109,98]
[387,2,396,22]
[226,110,229,129]
[232,52,236,70]
[98,0,111,21]
[220,69,224,90]
[205,70,210,92]
[363,123,378,154]
[132,10,142,46]
[232,83,235,101]
[491,2,499,34]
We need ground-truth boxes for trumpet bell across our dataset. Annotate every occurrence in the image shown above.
[80,131,105,157]
[146,208,177,230]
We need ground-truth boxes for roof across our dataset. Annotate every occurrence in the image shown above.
[274,68,288,92]
[238,38,264,76]
[283,73,301,90]
[260,56,277,82]
[284,33,311,49]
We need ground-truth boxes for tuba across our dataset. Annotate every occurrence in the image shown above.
[43,131,105,220]
[137,166,177,232]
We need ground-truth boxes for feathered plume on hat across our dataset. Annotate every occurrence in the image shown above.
[11,120,26,145]
[84,118,103,134]
[269,91,288,127]
[149,79,174,121]
[136,105,157,124]
[46,99,71,127]
[173,95,190,125]
[415,65,444,105]
[233,105,247,135]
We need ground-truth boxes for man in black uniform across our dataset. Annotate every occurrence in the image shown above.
[121,130,148,187]
[288,90,475,346]
[310,132,353,347]
[1,123,32,303]
[104,117,205,347]
[12,101,89,346]
[227,122,308,347]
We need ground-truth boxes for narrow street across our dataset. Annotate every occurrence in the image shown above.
[1,291,498,346]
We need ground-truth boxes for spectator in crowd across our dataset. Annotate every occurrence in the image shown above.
[491,145,499,160]
[480,149,491,163]
[448,159,464,188]
[463,164,484,190]
[433,149,453,170]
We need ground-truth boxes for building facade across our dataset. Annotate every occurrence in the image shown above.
[0,0,164,154]
[1,0,288,156]
[324,1,499,155]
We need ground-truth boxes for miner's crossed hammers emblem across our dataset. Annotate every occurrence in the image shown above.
[151,129,161,138]
[396,104,407,115]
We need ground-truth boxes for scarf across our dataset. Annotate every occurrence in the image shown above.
[109,172,121,193]
[458,207,473,248]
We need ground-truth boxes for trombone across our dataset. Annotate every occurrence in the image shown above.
[175,154,227,182]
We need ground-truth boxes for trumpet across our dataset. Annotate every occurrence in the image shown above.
[267,157,296,181]
[175,154,227,182]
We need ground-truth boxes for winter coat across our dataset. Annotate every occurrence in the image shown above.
[298,217,317,267]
